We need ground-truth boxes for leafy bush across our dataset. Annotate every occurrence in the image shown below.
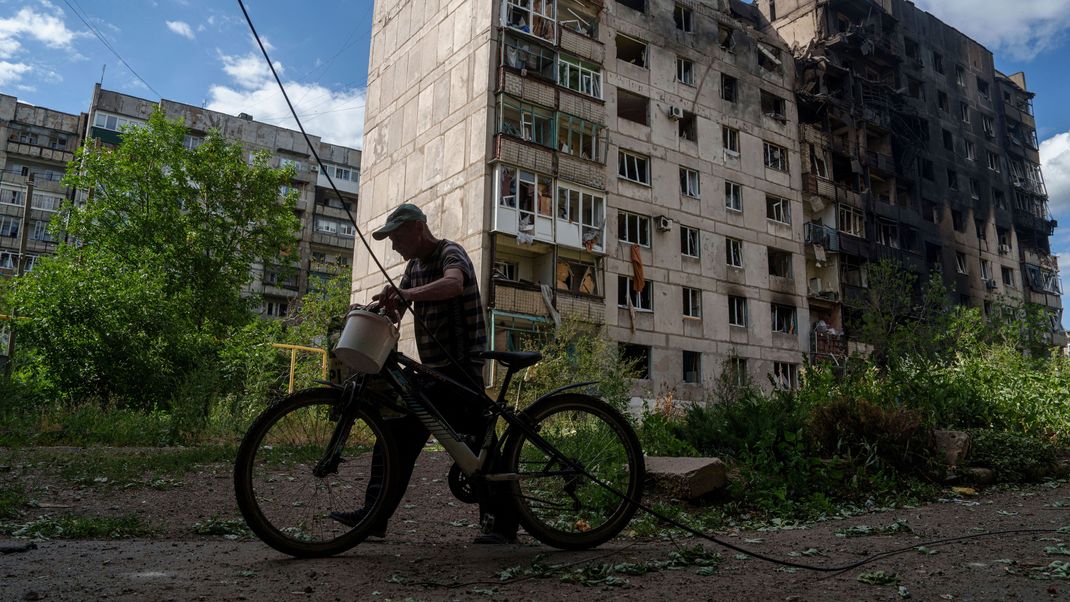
[967,429,1057,482]
[807,395,929,473]
[503,319,637,414]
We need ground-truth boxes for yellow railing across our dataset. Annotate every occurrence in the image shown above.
[0,314,30,322]
[271,343,329,393]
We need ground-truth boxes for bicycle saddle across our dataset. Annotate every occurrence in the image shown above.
[478,350,541,369]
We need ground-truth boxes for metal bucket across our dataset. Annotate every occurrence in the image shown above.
[333,309,399,373]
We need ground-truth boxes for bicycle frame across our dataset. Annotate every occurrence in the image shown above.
[326,350,593,482]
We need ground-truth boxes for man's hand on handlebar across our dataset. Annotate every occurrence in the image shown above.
[370,285,407,322]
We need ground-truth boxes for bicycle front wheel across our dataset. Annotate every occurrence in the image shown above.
[502,393,644,550]
[234,388,397,558]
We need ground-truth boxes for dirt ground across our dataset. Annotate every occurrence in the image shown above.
[4,448,1070,601]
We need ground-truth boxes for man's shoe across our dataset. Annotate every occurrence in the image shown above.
[329,509,387,538]
[473,532,518,545]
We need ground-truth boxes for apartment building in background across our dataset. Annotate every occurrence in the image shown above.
[0,85,363,323]
[758,0,1064,352]
[0,94,85,279]
[356,0,811,395]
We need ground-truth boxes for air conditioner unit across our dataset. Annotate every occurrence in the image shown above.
[998,243,1010,255]
[985,279,998,290]
[667,106,684,120]
[656,215,673,232]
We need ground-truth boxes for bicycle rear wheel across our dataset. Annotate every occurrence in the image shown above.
[502,393,644,550]
[234,387,397,558]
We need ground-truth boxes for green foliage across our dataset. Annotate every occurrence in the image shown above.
[846,260,953,365]
[0,483,27,520]
[504,319,637,413]
[1,514,156,539]
[8,109,299,411]
[62,110,300,328]
[967,429,1057,482]
[635,409,696,457]
[807,395,929,473]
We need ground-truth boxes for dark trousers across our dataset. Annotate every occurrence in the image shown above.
[363,363,519,537]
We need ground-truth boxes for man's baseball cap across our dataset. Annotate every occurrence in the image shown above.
[372,203,426,240]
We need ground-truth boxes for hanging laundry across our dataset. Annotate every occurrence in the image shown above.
[630,243,645,293]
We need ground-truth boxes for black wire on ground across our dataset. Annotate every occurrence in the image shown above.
[236,0,1064,581]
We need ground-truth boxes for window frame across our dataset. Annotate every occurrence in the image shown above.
[617,149,650,185]
[558,54,603,98]
[770,303,797,334]
[680,225,700,258]
[725,237,744,268]
[725,180,743,212]
[722,125,740,155]
[766,195,791,225]
[617,275,653,311]
[673,4,694,32]
[763,141,788,171]
[617,210,651,247]
[682,350,701,384]
[682,287,702,318]
[679,166,700,198]
[676,56,695,86]
[728,295,748,327]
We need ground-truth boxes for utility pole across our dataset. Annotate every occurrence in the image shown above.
[3,173,34,378]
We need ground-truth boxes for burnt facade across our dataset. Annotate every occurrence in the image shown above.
[760,0,1064,356]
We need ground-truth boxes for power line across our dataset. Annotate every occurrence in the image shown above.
[61,0,162,99]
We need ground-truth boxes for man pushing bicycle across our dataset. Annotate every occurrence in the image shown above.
[330,202,520,545]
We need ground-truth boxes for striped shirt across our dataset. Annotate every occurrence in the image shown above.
[400,239,486,369]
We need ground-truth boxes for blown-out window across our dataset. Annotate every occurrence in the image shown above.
[558,54,602,98]
[503,0,556,44]
[499,97,554,147]
[557,113,602,161]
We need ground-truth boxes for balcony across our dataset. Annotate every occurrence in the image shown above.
[558,26,604,64]
[866,150,895,174]
[1011,175,1047,198]
[499,69,558,108]
[804,222,840,252]
[5,140,74,165]
[810,329,847,361]
[802,174,861,206]
[556,290,604,324]
[493,280,552,318]
[557,153,605,190]
[494,134,554,174]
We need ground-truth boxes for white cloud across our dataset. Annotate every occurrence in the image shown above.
[218,50,282,89]
[0,61,31,86]
[0,4,81,59]
[165,20,195,40]
[207,46,365,149]
[1041,132,1070,217]
[207,80,366,149]
[913,0,1070,61]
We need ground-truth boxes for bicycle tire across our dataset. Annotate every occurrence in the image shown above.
[501,393,644,550]
[233,387,398,558]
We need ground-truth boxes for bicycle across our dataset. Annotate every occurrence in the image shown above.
[233,314,645,558]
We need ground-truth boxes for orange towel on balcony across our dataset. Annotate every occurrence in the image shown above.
[630,243,645,293]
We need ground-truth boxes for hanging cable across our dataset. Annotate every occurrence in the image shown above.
[236,0,487,394]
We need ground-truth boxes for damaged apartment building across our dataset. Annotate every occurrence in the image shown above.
[85,85,363,318]
[756,0,1065,356]
[356,0,1063,397]
[356,0,809,396]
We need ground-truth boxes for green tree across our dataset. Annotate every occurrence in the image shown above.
[62,109,300,329]
[11,110,300,406]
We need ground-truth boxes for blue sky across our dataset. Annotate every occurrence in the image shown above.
[0,0,373,148]
[2,0,1070,323]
